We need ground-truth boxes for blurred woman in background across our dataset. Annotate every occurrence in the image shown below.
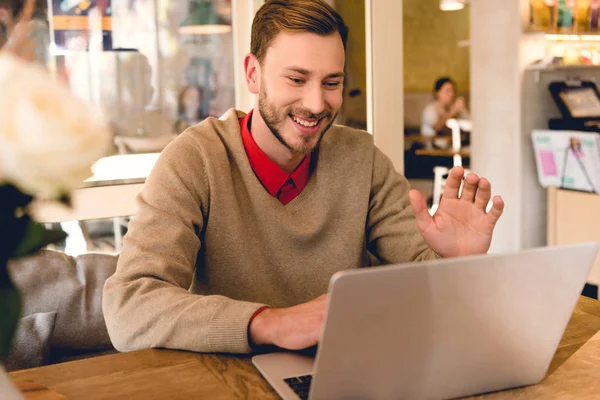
[175,85,209,133]
[421,76,469,148]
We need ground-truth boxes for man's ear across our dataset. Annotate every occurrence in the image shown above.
[244,53,260,95]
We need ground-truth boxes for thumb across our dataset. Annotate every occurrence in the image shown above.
[409,189,433,233]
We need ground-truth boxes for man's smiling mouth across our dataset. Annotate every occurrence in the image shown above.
[291,114,321,127]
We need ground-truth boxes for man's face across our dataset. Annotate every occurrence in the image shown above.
[256,32,345,155]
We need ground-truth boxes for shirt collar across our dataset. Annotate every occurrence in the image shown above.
[240,110,311,197]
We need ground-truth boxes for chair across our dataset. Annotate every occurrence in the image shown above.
[113,134,177,155]
[428,118,473,215]
[445,118,471,167]
[430,166,472,215]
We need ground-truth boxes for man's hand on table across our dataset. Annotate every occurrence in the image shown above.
[249,294,327,350]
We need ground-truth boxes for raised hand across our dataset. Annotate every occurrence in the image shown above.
[408,167,504,258]
[450,97,466,116]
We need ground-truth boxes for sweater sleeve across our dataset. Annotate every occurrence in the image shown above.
[102,133,265,354]
[366,147,440,264]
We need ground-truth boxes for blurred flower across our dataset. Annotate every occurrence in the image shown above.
[0,52,111,198]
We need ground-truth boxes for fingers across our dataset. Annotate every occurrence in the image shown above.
[409,189,433,233]
[460,173,480,202]
[474,178,492,210]
[451,172,492,212]
[442,166,465,200]
[486,196,505,225]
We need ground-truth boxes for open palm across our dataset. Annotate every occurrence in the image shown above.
[409,167,504,258]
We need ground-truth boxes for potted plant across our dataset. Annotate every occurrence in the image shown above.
[0,1,111,396]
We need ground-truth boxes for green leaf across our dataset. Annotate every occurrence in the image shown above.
[0,184,33,212]
[0,214,29,263]
[12,221,67,258]
[0,285,21,360]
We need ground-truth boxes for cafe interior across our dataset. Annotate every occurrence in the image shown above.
[2,0,600,398]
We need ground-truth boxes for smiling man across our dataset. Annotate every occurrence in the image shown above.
[103,0,504,354]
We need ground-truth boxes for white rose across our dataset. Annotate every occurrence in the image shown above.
[0,52,111,199]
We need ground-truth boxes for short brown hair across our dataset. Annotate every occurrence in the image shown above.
[251,0,349,64]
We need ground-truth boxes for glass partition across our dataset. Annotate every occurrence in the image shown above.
[44,0,236,155]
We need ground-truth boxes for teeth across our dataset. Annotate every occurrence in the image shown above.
[292,115,318,127]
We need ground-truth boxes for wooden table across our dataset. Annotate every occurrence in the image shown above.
[29,153,159,252]
[30,153,160,223]
[415,148,471,158]
[10,296,600,400]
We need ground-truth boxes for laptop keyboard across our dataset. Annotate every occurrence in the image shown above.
[284,374,313,400]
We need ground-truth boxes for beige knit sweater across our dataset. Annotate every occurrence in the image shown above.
[102,109,438,354]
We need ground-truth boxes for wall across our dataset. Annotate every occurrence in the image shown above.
[336,0,405,173]
[470,0,547,253]
[403,0,470,94]
[335,0,368,129]
[470,0,522,253]
[369,0,405,173]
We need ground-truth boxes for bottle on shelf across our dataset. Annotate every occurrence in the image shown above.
[590,0,600,30]
[545,0,558,30]
[575,0,591,31]
[532,0,551,30]
[558,0,575,30]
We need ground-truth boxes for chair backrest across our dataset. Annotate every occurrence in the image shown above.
[7,250,118,369]
[113,134,177,154]
[431,166,472,214]
[446,118,472,167]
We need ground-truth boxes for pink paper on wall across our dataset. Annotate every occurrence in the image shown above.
[540,150,558,176]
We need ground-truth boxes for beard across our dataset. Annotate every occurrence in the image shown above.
[258,85,337,156]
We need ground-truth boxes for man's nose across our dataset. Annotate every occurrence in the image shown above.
[302,85,326,116]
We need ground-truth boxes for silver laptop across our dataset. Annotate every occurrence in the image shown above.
[253,242,598,400]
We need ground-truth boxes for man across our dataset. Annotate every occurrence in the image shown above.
[103,0,504,354]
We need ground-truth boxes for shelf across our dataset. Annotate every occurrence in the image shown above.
[545,33,600,41]
[525,28,600,41]
[526,63,600,71]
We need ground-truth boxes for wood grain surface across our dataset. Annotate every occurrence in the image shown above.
[10,296,600,400]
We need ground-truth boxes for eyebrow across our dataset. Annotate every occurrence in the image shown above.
[283,66,345,79]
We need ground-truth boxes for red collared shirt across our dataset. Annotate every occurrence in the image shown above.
[239,110,311,205]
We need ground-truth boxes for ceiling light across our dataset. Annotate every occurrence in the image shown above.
[179,0,231,35]
[440,0,466,11]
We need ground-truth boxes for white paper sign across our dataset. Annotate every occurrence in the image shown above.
[531,130,600,193]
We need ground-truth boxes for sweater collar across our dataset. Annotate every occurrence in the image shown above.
[239,109,311,197]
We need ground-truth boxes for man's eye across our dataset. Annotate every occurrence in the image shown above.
[324,81,341,89]
[288,77,304,84]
